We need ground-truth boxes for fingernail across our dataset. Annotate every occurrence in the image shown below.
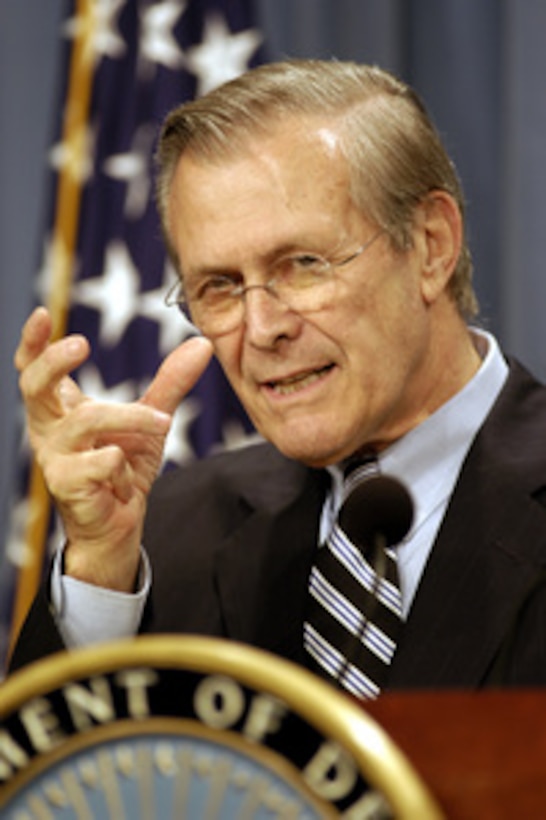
[64,337,85,356]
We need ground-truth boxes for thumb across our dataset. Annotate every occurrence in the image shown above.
[141,335,214,416]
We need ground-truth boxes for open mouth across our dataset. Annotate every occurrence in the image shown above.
[266,364,334,396]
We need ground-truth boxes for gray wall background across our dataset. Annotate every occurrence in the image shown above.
[2,0,546,544]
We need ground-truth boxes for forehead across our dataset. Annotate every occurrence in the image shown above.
[167,120,362,267]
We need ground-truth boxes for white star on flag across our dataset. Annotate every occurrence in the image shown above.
[139,284,192,358]
[103,124,156,220]
[163,398,202,466]
[49,123,95,186]
[185,13,263,95]
[64,0,127,66]
[72,240,141,347]
[140,0,186,70]
[77,363,138,404]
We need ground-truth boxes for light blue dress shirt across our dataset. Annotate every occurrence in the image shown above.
[320,328,508,618]
[52,328,508,645]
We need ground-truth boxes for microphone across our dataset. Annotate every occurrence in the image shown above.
[339,474,414,553]
[335,474,414,691]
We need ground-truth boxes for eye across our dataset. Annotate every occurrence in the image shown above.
[192,274,240,302]
[291,253,326,271]
[277,253,330,285]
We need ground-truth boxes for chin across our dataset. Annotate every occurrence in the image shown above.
[267,430,345,469]
[254,406,358,467]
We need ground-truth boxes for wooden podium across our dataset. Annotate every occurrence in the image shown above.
[366,689,546,819]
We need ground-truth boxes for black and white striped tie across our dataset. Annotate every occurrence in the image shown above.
[304,458,403,700]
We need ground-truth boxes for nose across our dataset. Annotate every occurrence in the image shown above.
[242,286,302,348]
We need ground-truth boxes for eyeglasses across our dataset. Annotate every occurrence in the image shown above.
[165,230,384,337]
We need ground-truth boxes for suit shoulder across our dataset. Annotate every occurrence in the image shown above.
[489,358,546,438]
[476,357,546,488]
[148,440,310,512]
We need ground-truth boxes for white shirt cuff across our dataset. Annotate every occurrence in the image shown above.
[50,547,151,649]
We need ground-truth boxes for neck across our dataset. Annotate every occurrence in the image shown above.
[371,311,482,455]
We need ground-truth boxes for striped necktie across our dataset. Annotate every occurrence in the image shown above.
[304,458,403,700]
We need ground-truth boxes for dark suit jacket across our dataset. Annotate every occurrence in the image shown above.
[10,359,546,690]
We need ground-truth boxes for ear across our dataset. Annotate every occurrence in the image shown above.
[415,191,463,305]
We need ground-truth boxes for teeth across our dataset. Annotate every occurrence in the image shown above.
[271,368,328,395]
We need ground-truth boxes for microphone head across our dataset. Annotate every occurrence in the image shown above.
[338,474,414,550]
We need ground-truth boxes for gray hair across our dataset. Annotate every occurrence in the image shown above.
[156,59,477,319]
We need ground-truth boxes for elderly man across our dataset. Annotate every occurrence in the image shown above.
[10,60,546,697]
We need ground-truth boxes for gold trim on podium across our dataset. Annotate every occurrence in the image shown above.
[0,636,444,818]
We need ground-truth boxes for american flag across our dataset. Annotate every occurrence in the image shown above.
[1,0,266,673]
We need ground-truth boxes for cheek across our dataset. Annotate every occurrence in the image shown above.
[360,263,425,341]
[213,335,250,399]
[214,333,239,364]
[336,271,427,380]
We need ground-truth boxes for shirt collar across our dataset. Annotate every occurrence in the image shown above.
[321,328,508,542]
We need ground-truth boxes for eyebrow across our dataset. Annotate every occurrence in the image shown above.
[180,233,346,282]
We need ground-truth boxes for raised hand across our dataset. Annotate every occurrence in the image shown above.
[14,307,213,591]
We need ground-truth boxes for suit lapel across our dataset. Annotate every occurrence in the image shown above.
[214,466,327,666]
[389,361,546,689]
[389,469,546,687]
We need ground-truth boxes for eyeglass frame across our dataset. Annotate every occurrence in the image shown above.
[164,229,385,336]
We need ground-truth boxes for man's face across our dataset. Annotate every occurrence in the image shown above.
[168,121,445,467]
